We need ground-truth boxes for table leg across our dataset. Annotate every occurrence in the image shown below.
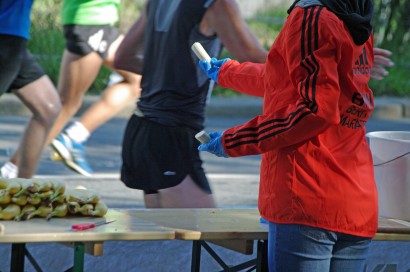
[25,247,44,272]
[73,242,85,272]
[191,241,202,272]
[256,240,268,272]
[11,243,26,272]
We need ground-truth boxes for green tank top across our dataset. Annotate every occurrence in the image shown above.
[62,0,120,25]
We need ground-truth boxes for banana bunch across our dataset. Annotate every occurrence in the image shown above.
[0,178,107,220]
[0,178,21,205]
[65,188,107,217]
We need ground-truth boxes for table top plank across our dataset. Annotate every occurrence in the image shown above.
[125,208,269,240]
[0,209,175,243]
[1,209,410,243]
[377,217,410,234]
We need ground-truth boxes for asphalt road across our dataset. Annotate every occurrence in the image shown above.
[0,115,410,271]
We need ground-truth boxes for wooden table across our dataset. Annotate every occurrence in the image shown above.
[2,208,410,272]
[375,217,410,241]
[125,208,269,272]
[0,209,175,272]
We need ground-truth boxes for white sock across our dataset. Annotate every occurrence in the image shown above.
[64,121,90,143]
[1,161,18,179]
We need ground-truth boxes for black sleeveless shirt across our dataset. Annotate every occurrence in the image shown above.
[138,0,222,130]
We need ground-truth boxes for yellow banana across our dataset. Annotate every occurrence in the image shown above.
[13,178,32,197]
[8,179,21,195]
[78,204,94,216]
[14,204,36,221]
[0,179,21,196]
[0,204,21,220]
[89,201,108,217]
[39,179,53,192]
[29,190,54,200]
[27,179,52,194]
[0,189,8,198]
[46,203,68,220]
[67,201,80,214]
[11,194,28,206]
[50,194,65,205]
[65,189,100,205]
[27,196,42,206]
[0,193,11,205]
[24,204,53,220]
[50,181,65,200]
[0,178,9,189]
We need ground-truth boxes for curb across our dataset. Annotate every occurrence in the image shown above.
[372,97,410,120]
[0,94,409,120]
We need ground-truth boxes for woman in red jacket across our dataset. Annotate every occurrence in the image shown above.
[199,0,378,270]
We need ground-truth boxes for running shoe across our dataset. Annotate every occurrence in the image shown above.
[0,161,18,179]
[51,133,93,176]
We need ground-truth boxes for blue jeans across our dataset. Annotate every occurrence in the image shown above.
[268,222,372,272]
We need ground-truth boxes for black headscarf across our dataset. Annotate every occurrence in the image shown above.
[288,0,374,45]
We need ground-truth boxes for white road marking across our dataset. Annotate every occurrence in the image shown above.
[388,218,410,228]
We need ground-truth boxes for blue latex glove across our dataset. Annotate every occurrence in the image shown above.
[198,131,229,158]
[199,57,230,83]
[259,217,268,224]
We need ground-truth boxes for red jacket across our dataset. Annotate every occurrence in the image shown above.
[218,6,378,237]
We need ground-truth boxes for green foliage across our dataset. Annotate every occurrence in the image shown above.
[28,1,409,96]
[370,57,410,96]
[371,0,410,96]
[28,0,140,93]
[213,12,283,97]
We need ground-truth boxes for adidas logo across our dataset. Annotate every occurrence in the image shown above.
[88,30,108,53]
[353,47,371,75]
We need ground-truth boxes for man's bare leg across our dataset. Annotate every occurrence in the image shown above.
[143,175,216,208]
[13,75,61,178]
[45,49,104,145]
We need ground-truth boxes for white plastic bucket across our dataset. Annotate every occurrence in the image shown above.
[366,131,410,220]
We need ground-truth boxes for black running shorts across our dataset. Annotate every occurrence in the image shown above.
[0,35,45,94]
[121,114,212,194]
[63,24,121,59]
